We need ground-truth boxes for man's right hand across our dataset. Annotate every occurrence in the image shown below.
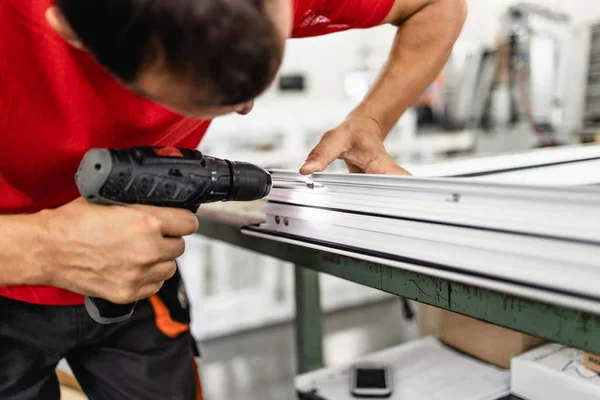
[40,198,198,304]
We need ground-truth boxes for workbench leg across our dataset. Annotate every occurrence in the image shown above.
[294,264,324,374]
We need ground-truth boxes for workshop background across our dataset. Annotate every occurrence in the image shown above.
[56,0,600,398]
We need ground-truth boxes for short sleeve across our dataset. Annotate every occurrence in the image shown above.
[291,0,395,38]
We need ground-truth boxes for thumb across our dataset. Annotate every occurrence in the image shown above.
[364,153,412,176]
[300,130,350,175]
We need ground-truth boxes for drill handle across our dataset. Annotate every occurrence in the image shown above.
[85,297,136,324]
[74,149,135,323]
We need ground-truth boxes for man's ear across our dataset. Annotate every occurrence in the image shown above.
[45,6,86,51]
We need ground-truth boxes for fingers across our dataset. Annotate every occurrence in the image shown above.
[300,130,351,175]
[364,153,413,175]
[105,277,166,304]
[140,260,178,287]
[136,281,167,301]
[113,261,175,303]
[344,150,412,175]
[134,261,177,301]
[133,206,199,237]
[156,237,187,262]
[345,162,364,174]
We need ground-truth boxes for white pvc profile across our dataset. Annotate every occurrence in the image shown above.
[266,171,600,243]
[245,208,600,299]
[403,143,600,179]
[244,167,600,312]
[466,159,600,186]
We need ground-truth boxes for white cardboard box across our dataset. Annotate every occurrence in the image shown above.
[511,343,600,400]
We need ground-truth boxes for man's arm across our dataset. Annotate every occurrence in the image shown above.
[301,0,467,175]
[0,199,198,304]
[353,0,467,136]
[0,214,51,286]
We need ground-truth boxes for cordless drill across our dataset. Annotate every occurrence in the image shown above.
[75,146,273,324]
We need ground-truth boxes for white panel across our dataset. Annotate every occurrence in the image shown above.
[529,35,556,123]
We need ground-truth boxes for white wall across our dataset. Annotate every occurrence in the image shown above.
[260,25,396,105]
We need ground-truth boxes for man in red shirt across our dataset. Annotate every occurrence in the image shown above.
[0,0,466,398]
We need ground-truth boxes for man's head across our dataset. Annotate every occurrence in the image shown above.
[47,0,293,118]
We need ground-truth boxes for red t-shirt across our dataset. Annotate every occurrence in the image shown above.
[0,0,394,305]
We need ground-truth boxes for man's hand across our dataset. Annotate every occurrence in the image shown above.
[41,198,198,304]
[300,115,410,175]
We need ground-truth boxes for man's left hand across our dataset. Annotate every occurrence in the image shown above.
[299,115,411,175]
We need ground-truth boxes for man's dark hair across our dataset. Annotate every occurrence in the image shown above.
[56,0,282,105]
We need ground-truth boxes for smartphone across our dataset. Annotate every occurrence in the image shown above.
[349,363,393,398]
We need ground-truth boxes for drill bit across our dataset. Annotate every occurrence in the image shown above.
[272,178,322,190]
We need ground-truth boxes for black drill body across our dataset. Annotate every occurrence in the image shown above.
[75,146,273,324]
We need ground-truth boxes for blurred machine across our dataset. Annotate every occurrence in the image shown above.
[582,21,600,140]
[444,2,583,151]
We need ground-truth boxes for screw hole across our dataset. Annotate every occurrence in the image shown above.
[275,216,281,224]
[94,164,102,171]
[284,217,289,226]
[87,195,96,200]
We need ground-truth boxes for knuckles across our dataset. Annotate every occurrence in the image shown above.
[110,288,138,304]
[163,262,178,280]
[174,210,198,235]
[186,213,199,233]
[173,238,186,258]
[153,261,177,282]
[131,241,160,264]
[122,269,143,287]
[139,213,163,233]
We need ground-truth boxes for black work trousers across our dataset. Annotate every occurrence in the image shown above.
[0,296,202,400]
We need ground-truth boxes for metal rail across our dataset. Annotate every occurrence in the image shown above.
[196,217,600,374]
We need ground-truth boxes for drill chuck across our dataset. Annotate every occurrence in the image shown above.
[227,161,272,202]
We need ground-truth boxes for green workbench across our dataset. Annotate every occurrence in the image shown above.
[195,216,600,374]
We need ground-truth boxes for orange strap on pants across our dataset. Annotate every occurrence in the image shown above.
[148,295,190,338]
[149,295,203,399]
